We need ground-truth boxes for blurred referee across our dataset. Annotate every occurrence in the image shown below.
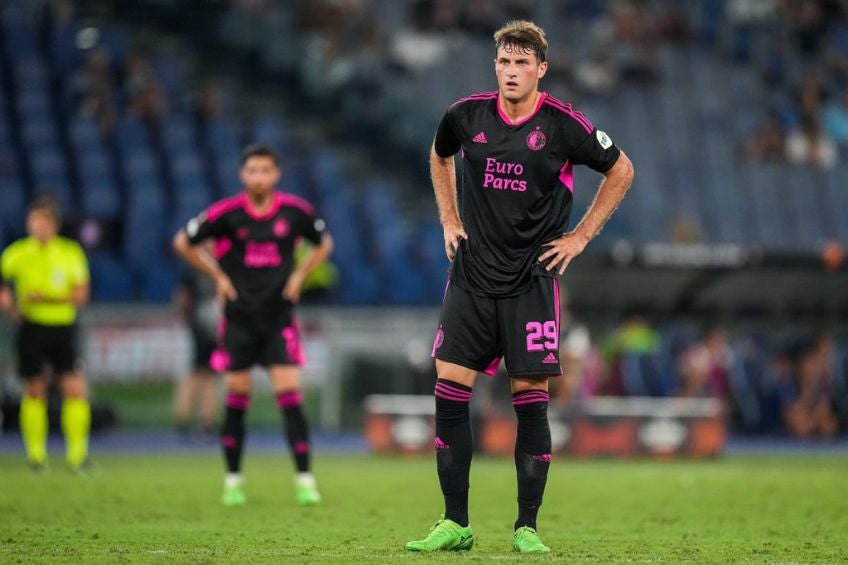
[0,196,91,473]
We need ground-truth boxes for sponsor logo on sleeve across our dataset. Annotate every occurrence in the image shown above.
[596,130,612,149]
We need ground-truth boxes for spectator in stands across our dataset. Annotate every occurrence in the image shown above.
[123,50,167,122]
[599,309,662,395]
[676,327,731,399]
[823,88,848,150]
[389,0,449,73]
[744,114,787,163]
[173,243,221,439]
[552,290,602,408]
[784,333,839,438]
[786,115,838,169]
[70,46,118,134]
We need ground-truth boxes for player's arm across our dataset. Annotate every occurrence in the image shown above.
[540,152,634,274]
[173,230,237,304]
[0,247,20,319]
[431,113,468,260]
[283,232,334,303]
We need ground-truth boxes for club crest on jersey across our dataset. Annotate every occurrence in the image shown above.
[273,219,289,237]
[236,227,249,239]
[526,127,546,151]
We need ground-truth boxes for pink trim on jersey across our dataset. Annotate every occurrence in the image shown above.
[543,95,594,133]
[497,92,548,126]
[279,193,315,217]
[449,91,498,109]
[483,356,502,376]
[208,191,314,223]
[207,194,245,222]
[558,161,574,193]
[215,237,232,259]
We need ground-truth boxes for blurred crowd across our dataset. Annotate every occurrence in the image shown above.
[551,307,845,439]
[739,0,848,169]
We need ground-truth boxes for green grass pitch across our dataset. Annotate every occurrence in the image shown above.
[1,453,847,563]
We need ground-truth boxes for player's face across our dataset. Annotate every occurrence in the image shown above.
[26,210,58,243]
[494,44,547,103]
[240,156,281,197]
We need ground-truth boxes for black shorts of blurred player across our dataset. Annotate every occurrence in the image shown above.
[211,311,305,373]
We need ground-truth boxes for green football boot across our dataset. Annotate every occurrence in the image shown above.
[221,483,246,507]
[512,526,550,554]
[405,517,474,552]
[294,482,322,506]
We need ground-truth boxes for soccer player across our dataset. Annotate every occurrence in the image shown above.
[0,196,92,473]
[173,143,333,506]
[406,21,634,553]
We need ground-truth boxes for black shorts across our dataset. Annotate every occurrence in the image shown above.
[431,276,562,377]
[17,321,80,379]
[210,312,305,372]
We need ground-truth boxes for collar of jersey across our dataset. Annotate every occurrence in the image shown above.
[496,92,548,127]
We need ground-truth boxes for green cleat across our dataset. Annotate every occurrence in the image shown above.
[221,483,246,507]
[294,482,321,506]
[405,518,474,552]
[512,526,551,554]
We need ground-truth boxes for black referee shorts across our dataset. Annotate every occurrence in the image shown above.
[17,321,80,379]
[431,276,563,378]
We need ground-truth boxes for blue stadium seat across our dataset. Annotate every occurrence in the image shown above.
[0,177,26,236]
[88,252,135,301]
[69,116,103,148]
[139,261,180,303]
[80,181,121,219]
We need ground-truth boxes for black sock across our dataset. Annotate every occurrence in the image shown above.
[512,389,552,531]
[277,390,310,473]
[434,378,473,527]
[221,392,250,473]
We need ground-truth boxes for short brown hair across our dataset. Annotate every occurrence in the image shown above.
[240,142,279,166]
[494,20,548,62]
[27,195,62,226]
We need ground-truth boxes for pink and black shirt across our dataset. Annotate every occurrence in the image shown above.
[184,191,326,323]
[434,91,621,297]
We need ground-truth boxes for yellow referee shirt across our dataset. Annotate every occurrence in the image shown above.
[1,236,89,326]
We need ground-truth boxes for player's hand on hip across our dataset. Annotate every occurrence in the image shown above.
[443,222,468,261]
[282,273,304,304]
[214,273,238,305]
[538,233,589,275]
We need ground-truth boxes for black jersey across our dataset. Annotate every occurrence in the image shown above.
[185,191,326,323]
[434,91,621,297]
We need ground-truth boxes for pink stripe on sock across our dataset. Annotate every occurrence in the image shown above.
[221,435,237,448]
[512,391,550,406]
[533,454,552,463]
[226,393,251,410]
[277,391,303,410]
[435,382,472,397]
[435,389,472,403]
[293,440,310,455]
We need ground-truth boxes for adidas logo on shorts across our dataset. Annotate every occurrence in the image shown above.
[542,352,558,364]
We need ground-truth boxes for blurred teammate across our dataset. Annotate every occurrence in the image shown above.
[174,143,333,507]
[407,21,634,553]
[0,196,92,473]
[173,246,221,439]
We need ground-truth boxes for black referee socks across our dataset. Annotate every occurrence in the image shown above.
[512,389,552,531]
[434,378,473,527]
